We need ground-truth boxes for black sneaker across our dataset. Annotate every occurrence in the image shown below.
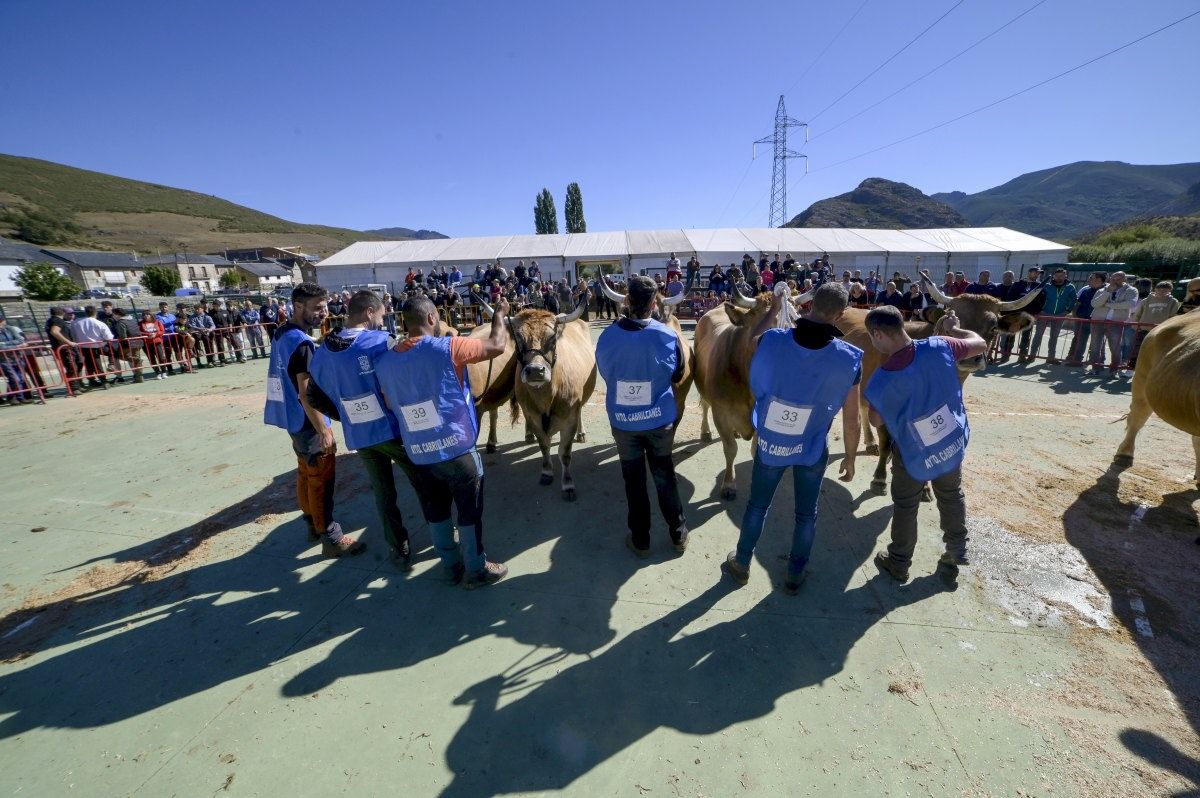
[463,560,508,589]
[625,533,650,559]
[782,569,808,595]
[672,530,689,556]
[873,552,910,583]
[936,552,961,588]
[722,552,749,586]
[389,539,413,572]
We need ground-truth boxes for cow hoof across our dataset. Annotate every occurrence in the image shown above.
[920,487,933,503]
[574,432,586,443]
[485,442,497,454]
[525,433,536,443]
[1112,454,1134,468]
[539,473,554,486]
[865,443,880,456]
[562,488,577,502]
[700,431,713,443]
[870,479,887,495]
[721,487,737,501]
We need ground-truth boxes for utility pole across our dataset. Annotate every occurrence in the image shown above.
[753,95,808,228]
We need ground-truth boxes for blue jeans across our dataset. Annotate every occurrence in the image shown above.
[735,449,829,574]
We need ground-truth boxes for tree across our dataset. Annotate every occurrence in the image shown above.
[218,269,244,289]
[141,264,182,296]
[564,182,586,234]
[1,207,80,246]
[14,261,79,301]
[534,188,559,235]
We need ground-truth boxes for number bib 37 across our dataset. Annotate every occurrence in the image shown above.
[341,393,385,424]
[912,403,960,447]
[763,399,812,435]
[616,380,652,407]
[400,399,443,432]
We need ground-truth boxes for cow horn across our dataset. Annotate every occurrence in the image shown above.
[555,295,586,324]
[995,283,1045,314]
[920,271,954,306]
[599,276,626,305]
[791,289,814,305]
[472,292,495,319]
[661,291,686,306]
[730,281,757,309]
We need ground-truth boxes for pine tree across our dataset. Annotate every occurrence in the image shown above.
[535,188,559,235]
[564,182,586,233]
[534,190,547,234]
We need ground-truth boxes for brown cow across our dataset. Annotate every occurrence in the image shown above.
[1114,311,1200,486]
[693,285,813,499]
[838,270,1046,493]
[463,309,518,454]
[597,278,694,427]
[490,297,597,501]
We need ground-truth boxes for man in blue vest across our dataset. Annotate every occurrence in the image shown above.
[375,294,511,588]
[863,305,987,586]
[595,276,688,559]
[721,283,863,593]
[307,290,416,569]
[264,282,364,557]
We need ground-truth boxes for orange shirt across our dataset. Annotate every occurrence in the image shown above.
[395,336,487,387]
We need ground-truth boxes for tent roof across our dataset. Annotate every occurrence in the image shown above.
[953,227,1069,253]
[433,235,514,263]
[317,241,405,267]
[496,234,570,260]
[846,229,945,254]
[564,231,628,259]
[683,228,756,254]
[899,228,1007,253]
[787,228,884,255]
[374,238,454,266]
[625,228,693,257]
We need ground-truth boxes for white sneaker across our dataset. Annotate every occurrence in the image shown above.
[156,373,164,380]
[1119,369,1133,378]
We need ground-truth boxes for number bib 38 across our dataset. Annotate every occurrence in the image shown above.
[400,399,442,432]
[763,399,812,435]
[341,394,385,424]
[616,380,652,407]
[912,403,960,447]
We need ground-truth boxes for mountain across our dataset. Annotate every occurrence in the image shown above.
[1146,181,1200,218]
[785,178,969,229]
[0,154,424,257]
[363,226,448,240]
[931,161,1200,240]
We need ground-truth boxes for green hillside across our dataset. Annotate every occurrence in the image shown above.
[932,161,1200,240]
[0,154,386,255]
[786,178,969,229]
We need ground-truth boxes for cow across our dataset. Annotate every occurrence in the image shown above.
[693,285,812,499]
[477,296,597,501]
[462,311,518,454]
[597,277,694,428]
[1113,311,1200,487]
[838,270,1046,494]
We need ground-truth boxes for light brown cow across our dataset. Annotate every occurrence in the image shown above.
[496,298,597,501]
[1114,310,1200,486]
[597,278,694,427]
[838,271,1046,493]
[463,317,518,454]
[693,286,811,499]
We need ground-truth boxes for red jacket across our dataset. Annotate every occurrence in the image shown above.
[139,319,165,343]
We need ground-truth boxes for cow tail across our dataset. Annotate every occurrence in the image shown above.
[509,395,521,427]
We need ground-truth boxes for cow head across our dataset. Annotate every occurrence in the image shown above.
[488,298,586,388]
[920,272,1045,374]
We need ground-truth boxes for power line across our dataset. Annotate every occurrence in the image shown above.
[807,0,967,124]
[810,0,1049,143]
[781,0,872,98]
[807,8,1200,175]
[712,156,757,229]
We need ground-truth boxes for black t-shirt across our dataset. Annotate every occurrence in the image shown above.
[46,317,73,348]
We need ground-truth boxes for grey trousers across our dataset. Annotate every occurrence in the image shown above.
[887,444,968,565]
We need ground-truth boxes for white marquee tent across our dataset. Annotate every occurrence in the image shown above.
[316,226,1069,290]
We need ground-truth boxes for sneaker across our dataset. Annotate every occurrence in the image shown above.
[625,533,650,559]
[322,532,365,557]
[782,569,808,595]
[1119,369,1133,378]
[873,551,910,583]
[389,539,413,572]
[936,553,960,588]
[722,552,750,586]
[672,530,689,555]
[1046,358,1062,365]
[156,373,164,381]
[463,560,508,589]
[1064,360,1082,366]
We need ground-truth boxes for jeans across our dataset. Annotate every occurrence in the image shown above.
[612,425,687,549]
[886,444,968,565]
[245,325,266,358]
[1067,318,1090,362]
[1030,317,1065,360]
[0,353,30,400]
[407,449,488,573]
[358,438,417,551]
[1088,320,1122,369]
[735,450,828,574]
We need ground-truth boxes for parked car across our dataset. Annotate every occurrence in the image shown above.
[79,288,121,299]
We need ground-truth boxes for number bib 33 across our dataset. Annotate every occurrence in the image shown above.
[763,399,812,435]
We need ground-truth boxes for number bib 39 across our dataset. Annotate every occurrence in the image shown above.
[341,393,385,424]
[616,380,652,407]
[763,399,812,435]
[912,403,960,447]
[400,399,442,433]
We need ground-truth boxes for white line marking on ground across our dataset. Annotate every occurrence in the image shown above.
[51,498,206,519]
[1128,589,1154,638]
[3,616,38,639]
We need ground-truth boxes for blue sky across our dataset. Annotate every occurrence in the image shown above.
[3,0,1197,238]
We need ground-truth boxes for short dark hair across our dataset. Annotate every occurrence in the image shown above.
[101,300,113,308]
[291,282,327,304]
[84,305,97,317]
[401,295,437,328]
[865,305,905,334]
[810,282,848,318]
[112,307,127,317]
[1091,271,1108,282]
[1155,280,1172,290]
[626,275,658,317]
[348,290,383,316]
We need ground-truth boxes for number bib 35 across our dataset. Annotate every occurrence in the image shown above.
[400,399,443,432]
[912,403,960,447]
[341,393,385,424]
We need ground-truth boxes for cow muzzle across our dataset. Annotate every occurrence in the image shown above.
[522,362,550,385]
[957,354,986,374]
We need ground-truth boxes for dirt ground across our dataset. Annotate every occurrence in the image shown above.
[0,319,1197,797]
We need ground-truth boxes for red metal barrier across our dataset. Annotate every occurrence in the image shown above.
[990,314,1157,374]
[0,345,50,404]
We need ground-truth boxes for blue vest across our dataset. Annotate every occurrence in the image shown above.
[309,329,400,450]
[864,338,969,481]
[595,319,678,431]
[750,329,863,466]
[375,336,478,465]
[264,327,318,433]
